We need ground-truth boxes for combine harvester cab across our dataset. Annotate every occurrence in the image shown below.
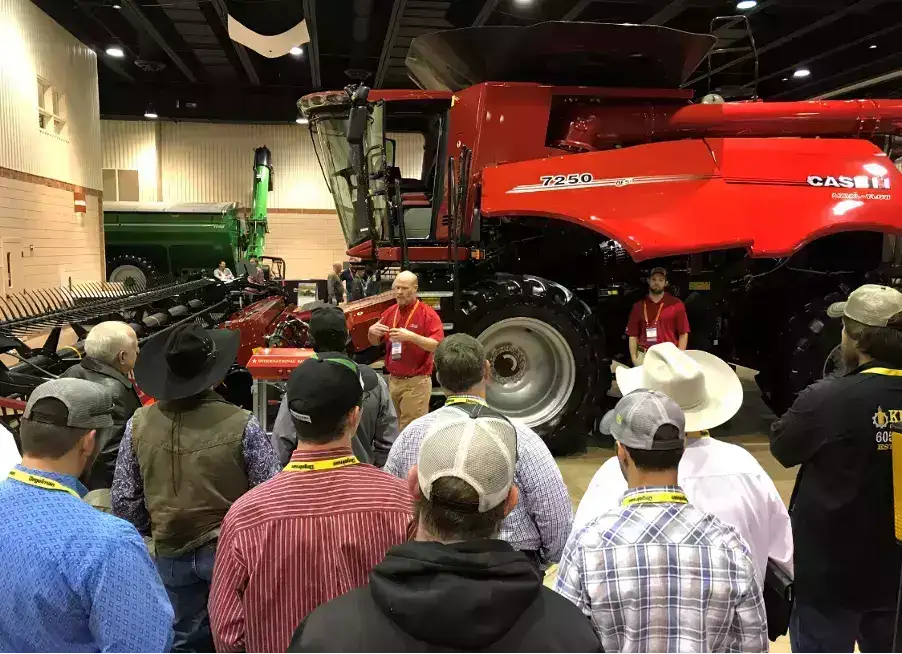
[298,20,902,454]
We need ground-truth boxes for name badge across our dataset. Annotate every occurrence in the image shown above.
[646,327,658,344]
[391,340,403,360]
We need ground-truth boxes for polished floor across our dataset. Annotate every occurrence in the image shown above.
[552,367,797,652]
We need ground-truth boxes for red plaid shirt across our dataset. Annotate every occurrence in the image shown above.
[209,446,413,653]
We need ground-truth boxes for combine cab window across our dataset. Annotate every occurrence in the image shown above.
[311,116,367,246]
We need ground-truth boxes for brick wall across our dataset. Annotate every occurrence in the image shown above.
[265,211,348,279]
[0,169,103,292]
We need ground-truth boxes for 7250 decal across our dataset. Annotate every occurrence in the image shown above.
[540,173,594,187]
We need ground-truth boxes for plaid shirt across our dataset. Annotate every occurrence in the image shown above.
[554,485,767,653]
[383,400,573,565]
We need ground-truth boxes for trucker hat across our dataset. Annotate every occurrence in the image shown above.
[827,284,902,327]
[309,304,348,335]
[600,389,686,450]
[24,378,114,430]
[649,266,667,278]
[286,357,363,435]
[417,407,517,513]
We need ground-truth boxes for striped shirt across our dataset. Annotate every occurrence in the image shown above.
[209,446,413,653]
[554,485,767,653]
[384,401,573,565]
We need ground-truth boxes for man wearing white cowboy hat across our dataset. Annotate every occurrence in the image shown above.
[574,341,793,583]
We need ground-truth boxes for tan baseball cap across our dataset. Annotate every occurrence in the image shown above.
[827,284,902,327]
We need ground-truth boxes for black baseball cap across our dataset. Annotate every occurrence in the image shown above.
[309,305,348,339]
[287,357,364,436]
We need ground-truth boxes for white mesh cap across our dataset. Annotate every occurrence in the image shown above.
[417,407,517,513]
[600,389,686,450]
[827,284,902,327]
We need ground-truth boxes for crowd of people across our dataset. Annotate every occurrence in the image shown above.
[1,275,901,653]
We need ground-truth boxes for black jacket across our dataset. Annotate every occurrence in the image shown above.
[61,357,141,490]
[289,539,602,652]
[770,360,902,610]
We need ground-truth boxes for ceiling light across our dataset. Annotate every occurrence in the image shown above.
[289,45,303,56]
[296,116,308,125]
[106,46,125,58]
[736,0,757,9]
[793,68,811,78]
[112,3,121,8]
[870,44,878,49]
[513,0,533,5]
[782,77,789,81]
[144,104,158,119]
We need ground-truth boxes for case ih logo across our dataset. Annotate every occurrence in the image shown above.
[807,175,890,189]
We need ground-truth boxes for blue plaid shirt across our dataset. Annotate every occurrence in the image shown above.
[383,400,573,565]
[554,485,767,653]
[0,465,173,652]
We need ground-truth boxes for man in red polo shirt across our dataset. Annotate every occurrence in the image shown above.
[368,271,444,430]
[626,267,690,366]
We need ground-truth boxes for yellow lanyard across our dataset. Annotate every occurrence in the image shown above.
[7,469,81,499]
[392,300,420,330]
[862,368,902,377]
[283,455,361,472]
[643,298,665,327]
[445,396,488,407]
[621,490,689,507]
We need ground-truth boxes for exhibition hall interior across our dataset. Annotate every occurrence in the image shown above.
[2,0,902,652]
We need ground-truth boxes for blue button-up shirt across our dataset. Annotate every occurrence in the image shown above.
[0,464,174,652]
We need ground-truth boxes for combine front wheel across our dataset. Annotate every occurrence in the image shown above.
[107,255,157,290]
[460,274,609,455]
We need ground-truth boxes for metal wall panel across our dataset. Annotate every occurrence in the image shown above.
[0,0,101,189]
[100,120,426,209]
[100,121,159,202]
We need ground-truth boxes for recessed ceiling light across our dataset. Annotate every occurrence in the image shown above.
[289,45,303,56]
[869,44,878,49]
[793,68,811,78]
[106,46,125,58]
[736,0,757,9]
[112,3,121,8]
[296,116,308,125]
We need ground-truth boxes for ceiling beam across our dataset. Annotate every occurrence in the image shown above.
[121,0,196,82]
[207,0,260,85]
[302,0,321,88]
[644,0,689,26]
[685,0,887,87]
[375,0,407,88]
[813,67,902,101]
[767,51,902,99]
[473,0,502,27]
[741,21,902,89]
[562,0,594,21]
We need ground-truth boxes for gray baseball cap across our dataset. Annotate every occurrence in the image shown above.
[24,379,114,429]
[827,284,902,327]
[600,389,686,450]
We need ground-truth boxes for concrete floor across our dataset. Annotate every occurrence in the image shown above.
[552,367,797,652]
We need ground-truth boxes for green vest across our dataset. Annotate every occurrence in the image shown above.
[132,391,250,557]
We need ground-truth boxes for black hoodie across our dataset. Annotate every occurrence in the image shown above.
[289,539,602,652]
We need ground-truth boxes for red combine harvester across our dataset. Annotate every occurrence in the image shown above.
[229,21,902,454]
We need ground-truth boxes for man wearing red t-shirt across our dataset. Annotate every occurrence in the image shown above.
[626,267,690,366]
[368,271,444,430]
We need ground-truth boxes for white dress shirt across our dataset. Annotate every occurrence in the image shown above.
[0,424,21,479]
[573,435,793,580]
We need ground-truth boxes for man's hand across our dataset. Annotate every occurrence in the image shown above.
[368,322,389,347]
[389,327,416,343]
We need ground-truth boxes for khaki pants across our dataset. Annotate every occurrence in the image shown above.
[389,375,432,431]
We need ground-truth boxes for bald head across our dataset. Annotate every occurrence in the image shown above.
[392,271,419,307]
[85,321,139,374]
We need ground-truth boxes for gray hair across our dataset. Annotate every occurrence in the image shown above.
[435,334,485,393]
[84,321,135,366]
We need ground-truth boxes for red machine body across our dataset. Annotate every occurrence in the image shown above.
[245,347,315,381]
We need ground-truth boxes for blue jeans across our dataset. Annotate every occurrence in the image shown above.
[155,544,216,653]
[790,600,895,653]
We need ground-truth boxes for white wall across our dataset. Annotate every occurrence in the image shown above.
[0,0,101,189]
[100,120,425,209]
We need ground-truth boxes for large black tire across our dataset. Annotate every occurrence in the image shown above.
[459,273,610,455]
[756,286,849,416]
[107,254,158,290]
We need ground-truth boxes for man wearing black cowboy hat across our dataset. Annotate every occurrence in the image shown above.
[272,303,399,467]
[111,323,280,653]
